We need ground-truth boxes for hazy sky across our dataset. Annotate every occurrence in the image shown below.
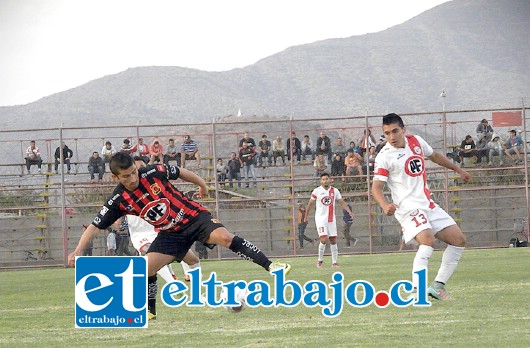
[0,0,449,106]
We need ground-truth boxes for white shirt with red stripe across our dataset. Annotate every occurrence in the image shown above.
[310,185,342,225]
[373,135,435,215]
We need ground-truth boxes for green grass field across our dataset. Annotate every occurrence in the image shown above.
[1,248,529,347]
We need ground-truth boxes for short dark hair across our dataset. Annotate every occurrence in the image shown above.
[132,155,147,164]
[110,152,134,175]
[509,129,517,134]
[382,113,405,128]
[123,139,130,144]
[320,172,330,178]
[105,141,112,146]
[465,135,472,140]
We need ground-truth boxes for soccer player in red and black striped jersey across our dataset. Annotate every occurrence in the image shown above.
[68,152,291,318]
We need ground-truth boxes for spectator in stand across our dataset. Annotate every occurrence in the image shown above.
[487,133,505,166]
[375,135,387,155]
[313,153,327,177]
[348,141,360,155]
[120,139,133,154]
[458,135,477,167]
[316,131,332,163]
[504,129,524,164]
[475,136,489,165]
[366,146,377,172]
[301,135,315,162]
[297,201,314,249]
[148,139,164,164]
[227,152,242,188]
[82,225,94,256]
[257,134,272,167]
[342,202,357,248]
[107,227,116,255]
[88,151,105,182]
[164,138,180,166]
[130,138,150,163]
[101,141,117,168]
[358,129,376,158]
[332,137,347,159]
[344,149,363,176]
[330,153,345,182]
[476,118,494,143]
[180,135,201,168]
[54,141,74,174]
[25,140,43,174]
[239,141,257,188]
[286,131,301,164]
[216,158,229,187]
[272,136,286,165]
[114,216,133,256]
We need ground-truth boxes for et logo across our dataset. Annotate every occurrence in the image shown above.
[75,257,148,328]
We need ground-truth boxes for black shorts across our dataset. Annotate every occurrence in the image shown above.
[147,212,224,261]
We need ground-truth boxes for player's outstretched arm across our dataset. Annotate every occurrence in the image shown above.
[67,224,100,267]
[177,167,209,198]
[428,151,471,182]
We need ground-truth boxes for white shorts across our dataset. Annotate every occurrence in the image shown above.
[316,221,338,237]
[130,230,158,253]
[396,205,456,244]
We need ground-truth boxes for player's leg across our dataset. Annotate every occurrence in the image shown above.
[146,252,177,319]
[316,225,328,268]
[328,222,339,267]
[181,249,200,281]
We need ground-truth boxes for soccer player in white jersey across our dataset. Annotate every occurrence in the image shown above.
[305,172,354,268]
[372,113,471,300]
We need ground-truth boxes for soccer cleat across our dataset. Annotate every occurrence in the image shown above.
[316,260,323,269]
[148,312,157,321]
[428,283,453,301]
[269,262,292,275]
[332,263,340,268]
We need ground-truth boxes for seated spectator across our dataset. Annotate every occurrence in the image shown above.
[120,139,133,153]
[313,153,327,177]
[344,149,363,176]
[316,131,332,163]
[163,138,180,166]
[301,135,315,162]
[227,152,242,188]
[180,135,201,168]
[487,133,505,166]
[88,151,105,182]
[286,132,301,164]
[332,137,347,159]
[148,139,164,164]
[358,129,376,158]
[257,134,272,167]
[54,141,73,174]
[375,135,387,155]
[130,138,150,163]
[25,140,43,174]
[504,129,524,164]
[475,135,489,165]
[216,158,229,187]
[458,135,477,167]
[101,141,117,167]
[272,136,286,165]
[348,141,360,155]
[239,141,257,188]
[330,153,345,181]
[476,118,494,143]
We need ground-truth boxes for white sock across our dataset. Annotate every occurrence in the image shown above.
[318,242,326,261]
[181,261,191,275]
[330,244,338,264]
[157,265,177,284]
[412,245,433,289]
[434,245,464,285]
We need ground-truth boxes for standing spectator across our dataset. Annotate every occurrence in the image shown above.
[120,139,133,153]
[316,131,332,163]
[366,146,377,172]
[25,140,43,174]
[487,133,505,166]
[82,225,94,256]
[504,129,524,164]
[216,158,229,186]
[305,172,354,268]
[180,135,201,168]
[458,135,477,167]
[164,138,180,166]
[375,135,387,155]
[101,141,117,168]
[358,129,376,158]
[195,241,209,260]
[313,153,327,178]
[332,137,347,159]
[239,141,257,188]
[114,217,133,256]
[330,153,345,181]
[88,151,105,182]
[257,134,272,167]
[227,152,242,188]
[148,139,164,164]
[106,227,116,256]
[342,203,357,247]
[301,135,315,162]
[54,141,73,174]
[344,149,363,176]
[272,136,286,165]
[297,201,313,249]
[476,118,494,143]
[130,138,150,163]
[286,132,301,164]
[239,132,257,150]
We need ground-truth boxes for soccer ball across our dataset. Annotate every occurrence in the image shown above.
[220,287,248,312]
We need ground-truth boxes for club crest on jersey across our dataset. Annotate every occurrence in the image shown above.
[413,146,422,155]
[404,156,424,177]
[409,209,420,217]
[140,199,170,226]
[150,183,162,195]
[321,196,332,206]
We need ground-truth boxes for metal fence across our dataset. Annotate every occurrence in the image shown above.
[0,105,528,268]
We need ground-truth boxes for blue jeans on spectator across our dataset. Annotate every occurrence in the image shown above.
[242,164,256,187]
[228,171,241,188]
[89,164,105,180]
